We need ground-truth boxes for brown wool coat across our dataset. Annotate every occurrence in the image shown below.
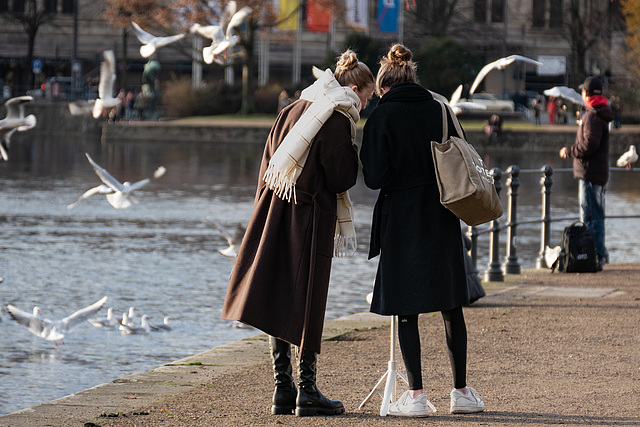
[221,99,359,354]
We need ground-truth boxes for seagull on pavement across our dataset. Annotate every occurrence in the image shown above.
[0,95,37,161]
[92,50,120,119]
[6,296,108,346]
[206,217,245,257]
[131,22,185,59]
[469,55,542,95]
[616,145,638,168]
[67,153,166,210]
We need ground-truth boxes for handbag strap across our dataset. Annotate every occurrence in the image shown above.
[436,100,465,143]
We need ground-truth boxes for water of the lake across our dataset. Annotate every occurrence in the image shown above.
[1,132,638,416]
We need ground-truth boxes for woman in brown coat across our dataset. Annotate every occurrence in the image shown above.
[222,50,374,417]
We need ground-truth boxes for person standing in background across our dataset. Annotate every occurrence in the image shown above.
[559,76,613,270]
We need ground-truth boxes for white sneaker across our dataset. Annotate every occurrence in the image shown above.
[450,387,485,414]
[388,390,437,417]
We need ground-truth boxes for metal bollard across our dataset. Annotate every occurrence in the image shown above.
[484,167,504,282]
[503,165,521,274]
[466,225,479,275]
[536,165,554,269]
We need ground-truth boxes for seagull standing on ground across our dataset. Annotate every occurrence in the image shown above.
[616,145,638,169]
[131,22,185,58]
[92,50,121,120]
[0,95,37,161]
[6,296,108,346]
[67,153,166,209]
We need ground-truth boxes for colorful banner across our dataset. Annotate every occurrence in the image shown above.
[377,0,398,33]
[346,0,368,32]
[277,0,298,31]
[306,0,331,33]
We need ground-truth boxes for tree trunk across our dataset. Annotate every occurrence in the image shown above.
[239,39,256,115]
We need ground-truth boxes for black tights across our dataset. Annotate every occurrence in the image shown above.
[397,306,467,390]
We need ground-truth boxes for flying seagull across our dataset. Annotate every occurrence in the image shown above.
[6,296,108,345]
[92,50,120,119]
[0,95,37,161]
[616,145,638,168]
[543,86,584,106]
[209,6,252,58]
[67,153,166,210]
[131,22,185,59]
[206,217,245,257]
[190,23,225,65]
[469,55,542,95]
[448,84,488,115]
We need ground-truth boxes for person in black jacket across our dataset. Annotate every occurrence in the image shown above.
[360,44,485,417]
[559,76,614,270]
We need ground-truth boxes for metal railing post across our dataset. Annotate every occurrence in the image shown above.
[536,165,554,269]
[466,225,479,275]
[484,167,504,282]
[503,165,521,274]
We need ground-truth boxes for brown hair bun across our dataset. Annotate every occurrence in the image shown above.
[388,44,412,67]
[336,50,359,71]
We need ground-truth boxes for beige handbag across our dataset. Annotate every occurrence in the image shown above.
[431,101,503,226]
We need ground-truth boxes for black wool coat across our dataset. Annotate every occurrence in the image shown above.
[360,82,468,315]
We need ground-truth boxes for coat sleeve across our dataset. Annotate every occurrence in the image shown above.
[568,112,603,159]
[360,109,392,190]
[316,112,359,194]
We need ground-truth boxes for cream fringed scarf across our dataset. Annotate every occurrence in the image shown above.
[263,69,360,257]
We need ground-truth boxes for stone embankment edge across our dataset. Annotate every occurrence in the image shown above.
[0,312,391,426]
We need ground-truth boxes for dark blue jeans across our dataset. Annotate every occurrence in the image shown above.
[579,180,606,262]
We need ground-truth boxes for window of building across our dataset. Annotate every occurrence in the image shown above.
[491,0,504,23]
[62,0,74,14]
[474,0,487,23]
[44,0,57,13]
[11,0,24,12]
[549,1,563,28]
[532,0,545,28]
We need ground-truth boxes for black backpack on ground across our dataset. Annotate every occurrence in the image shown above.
[556,222,599,273]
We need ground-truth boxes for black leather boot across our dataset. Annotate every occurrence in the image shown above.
[295,349,345,417]
[269,336,297,415]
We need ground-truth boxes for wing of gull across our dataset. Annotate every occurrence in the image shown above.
[0,96,37,161]
[543,86,584,106]
[131,22,185,58]
[469,55,542,95]
[6,296,108,344]
[67,184,113,210]
[92,50,120,119]
[211,7,252,56]
[206,217,246,257]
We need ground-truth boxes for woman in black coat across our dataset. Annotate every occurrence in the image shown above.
[360,44,485,417]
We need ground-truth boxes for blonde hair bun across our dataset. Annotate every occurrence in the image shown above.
[336,50,359,71]
[388,44,412,67]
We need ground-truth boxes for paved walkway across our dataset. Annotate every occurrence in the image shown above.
[2,264,639,426]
